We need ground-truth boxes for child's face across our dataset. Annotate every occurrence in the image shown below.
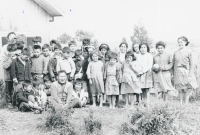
[83,51,89,59]
[109,58,117,65]
[20,54,29,61]
[120,44,127,53]
[140,45,147,54]
[126,56,133,63]
[63,52,70,59]
[75,83,82,90]
[92,54,98,62]
[43,48,50,57]
[76,55,82,61]
[88,48,94,54]
[133,44,139,53]
[54,49,61,56]
[101,48,107,55]
[157,46,165,54]
[69,44,77,52]
[178,39,186,49]
[33,49,41,57]
[25,85,33,92]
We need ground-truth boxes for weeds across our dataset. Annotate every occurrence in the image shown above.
[45,107,76,135]
[84,110,102,135]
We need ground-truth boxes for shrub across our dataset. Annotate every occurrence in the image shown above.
[84,110,102,135]
[45,107,76,135]
[0,79,6,108]
[120,105,178,135]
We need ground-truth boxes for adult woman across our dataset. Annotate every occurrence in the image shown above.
[137,43,153,107]
[99,43,110,64]
[173,36,198,105]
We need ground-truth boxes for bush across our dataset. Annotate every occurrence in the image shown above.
[45,107,76,135]
[120,106,178,135]
[0,79,6,108]
[84,110,102,135]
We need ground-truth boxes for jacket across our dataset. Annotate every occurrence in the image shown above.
[11,57,32,81]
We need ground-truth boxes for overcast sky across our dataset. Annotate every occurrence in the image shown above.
[50,0,200,49]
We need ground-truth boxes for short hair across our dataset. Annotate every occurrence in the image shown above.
[75,49,82,56]
[125,51,136,61]
[68,41,77,47]
[156,41,166,49]
[16,41,24,50]
[108,52,118,60]
[54,43,62,51]
[62,47,71,54]
[119,42,128,48]
[22,48,31,56]
[7,32,16,39]
[57,70,67,76]
[99,44,110,51]
[90,51,100,61]
[42,44,51,50]
[139,43,150,52]
[32,80,44,87]
[73,78,83,89]
[22,80,32,88]
[7,44,17,52]
[132,43,139,52]
[177,36,190,46]
[50,39,58,45]
[33,45,41,50]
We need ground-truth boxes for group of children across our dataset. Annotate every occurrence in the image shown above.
[2,32,198,112]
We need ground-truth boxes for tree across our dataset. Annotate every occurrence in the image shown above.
[74,30,94,42]
[130,24,153,46]
[57,33,72,44]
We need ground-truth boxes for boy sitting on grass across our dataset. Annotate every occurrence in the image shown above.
[17,80,43,113]
[70,78,88,108]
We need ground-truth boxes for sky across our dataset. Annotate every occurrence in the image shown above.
[49,0,200,49]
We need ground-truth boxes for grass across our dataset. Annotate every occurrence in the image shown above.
[0,96,200,135]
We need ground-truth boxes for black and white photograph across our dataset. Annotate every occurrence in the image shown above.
[0,0,200,134]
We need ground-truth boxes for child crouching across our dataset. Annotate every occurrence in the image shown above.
[69,79,88,108]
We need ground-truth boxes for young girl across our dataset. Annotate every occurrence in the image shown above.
[121,51,142,106]
[87,51,104,107]
[104,52,121,108]
[153,41,176,102]
[137,43,153,107]
[173,36,198,105]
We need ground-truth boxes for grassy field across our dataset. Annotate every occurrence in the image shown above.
[0,96,200,135]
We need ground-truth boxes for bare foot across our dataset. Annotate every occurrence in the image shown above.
[109,106,112,109]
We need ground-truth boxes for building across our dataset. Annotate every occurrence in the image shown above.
[0,0,65,79]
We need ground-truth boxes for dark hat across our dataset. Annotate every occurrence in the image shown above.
[22,80,32,87]
[32,36,42,42]
[109,52,118,60]
[84,45,95,52]
[82,38,90,46]
[99,44,110,51]
[32,79,44,86]
[156,41,166,48]
[74,78,83,84]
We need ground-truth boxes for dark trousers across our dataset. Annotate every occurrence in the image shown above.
[5,81,13,104]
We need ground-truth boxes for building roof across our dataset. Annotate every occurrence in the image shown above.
[33,0,65,17]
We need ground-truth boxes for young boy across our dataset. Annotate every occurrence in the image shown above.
[49,43,62,82]
[68,41,77,61]
[56,47,76,82]
[11,48,32,87]
[30,45,47,81]
[70,79,88,108]
[32,36,42,46]
[42,44,52,82]
[74,49,84,80]
[16,80,42,112]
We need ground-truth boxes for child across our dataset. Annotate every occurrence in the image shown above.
[11,48,32,86]
[74,49,84,80]
[121,51,142,106]
[16,80,42,113]
[99,44,110,63]
[30,45,47,81]
[32,36,42,46]
[70,79,88,108]
[173,36,198,105]
[87,51,104,107]
[104,52,121,108]
[42,44,52,82]
[50,39,58,52]
[49,43,62,82]
[153,41,176,102]
[68,41,77,61]
[56,47,76,82]
[32,80,47,108]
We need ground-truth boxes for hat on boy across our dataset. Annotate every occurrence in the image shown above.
[99,44,110,51]
[74,78,83,84]
[32,79,44,87]
[109,52,118,60]
[22,80,32,88]
[84,45,95,52]
[32,36,42,42]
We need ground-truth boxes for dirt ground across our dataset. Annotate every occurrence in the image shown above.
[1,98,200,135]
